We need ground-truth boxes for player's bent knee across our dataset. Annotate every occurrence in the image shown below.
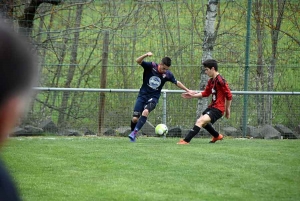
[142,109,149,117]
[132,117,139,123]
[132,111,141,119]
[196,118,208,127]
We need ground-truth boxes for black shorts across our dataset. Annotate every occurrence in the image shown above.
[202,107,223,124]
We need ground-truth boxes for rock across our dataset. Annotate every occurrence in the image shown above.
[275,124,297,139]
[167,127,181,137]
[11,126,43,137]
[246,125,262,138]
[180,128,190,138]
[180,127,210,139]
[294,125,300,139]
[259,125,281,139]
[10,127,27,137]
[295,125,300,133]
[198,128,210,138]
[68,129,82,136]
[38,119,58,133]
[83,128,96,136]
[141,121,155,137]
[62,129,82,136]
[221,127,241,137]
[116,127,131,137]
[24,125,43,134]
[103,128,116,136]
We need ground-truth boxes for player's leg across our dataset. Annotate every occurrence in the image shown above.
[177,113,211,144]
[203,123,218,138]
[133,98,157,133]
[128,97,144,142]
[131,112,140,131]
[202,108,223,143]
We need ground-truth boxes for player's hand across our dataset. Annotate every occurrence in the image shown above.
[181,92,193,99]
[186,90,197,95]
[225,109,230,119]
[146,52,153,57]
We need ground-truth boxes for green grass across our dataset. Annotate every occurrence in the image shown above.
[1,137,300,201]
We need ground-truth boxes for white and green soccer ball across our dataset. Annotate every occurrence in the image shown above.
[155,124,168,136]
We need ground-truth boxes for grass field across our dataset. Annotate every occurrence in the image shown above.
[1,136,300,201]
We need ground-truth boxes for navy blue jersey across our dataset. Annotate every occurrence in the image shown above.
[138,61,177,100]
[0,158,21,201]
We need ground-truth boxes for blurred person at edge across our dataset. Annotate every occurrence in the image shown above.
[0,20,38,200]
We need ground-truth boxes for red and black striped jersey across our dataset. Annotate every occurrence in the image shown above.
[201,74,232,114]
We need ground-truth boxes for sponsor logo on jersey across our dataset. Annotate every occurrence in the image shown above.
[212,88,216,101]
[148,76,161,90]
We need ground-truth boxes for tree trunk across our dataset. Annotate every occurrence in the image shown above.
[267,0,286,124]
[98,30,109,136]
[66,31,101,120]
[253,0,266,125]
[0,0,14,24]
[18,0,61,37]
[51,9,72,115]
[197,0,219,118]
[58,4,83,127]
[176,1,182,65]
[131,3,140,73]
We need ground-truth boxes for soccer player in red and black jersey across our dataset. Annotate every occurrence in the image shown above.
[177,59,232,144]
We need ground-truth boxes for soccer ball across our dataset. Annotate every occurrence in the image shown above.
[155,124,168,135]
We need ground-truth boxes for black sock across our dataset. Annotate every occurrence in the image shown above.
[184,125,201,142]
[131,120,137,131]
[203,124,219,138]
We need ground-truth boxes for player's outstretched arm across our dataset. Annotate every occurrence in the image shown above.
[175,81,195,93]
[136,52,153,64]
[181,92,202,99]
[225,99,232,119]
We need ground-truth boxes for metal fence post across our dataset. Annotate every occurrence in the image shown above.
[162,91,167,125]
[242,0,252,138]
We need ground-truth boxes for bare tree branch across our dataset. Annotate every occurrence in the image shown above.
[17,0,61,37]
[278,29,300,46]
[19,0,61,29]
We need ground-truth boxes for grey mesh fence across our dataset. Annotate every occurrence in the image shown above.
[24,88,300,139]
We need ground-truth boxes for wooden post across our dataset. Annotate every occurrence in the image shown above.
[98,30,109,136]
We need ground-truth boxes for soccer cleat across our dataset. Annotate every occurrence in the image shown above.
[177,139,189,145]
[209,134,224,143]
[128,131,136,142]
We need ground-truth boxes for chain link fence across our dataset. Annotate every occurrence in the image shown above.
[20,88,299,139]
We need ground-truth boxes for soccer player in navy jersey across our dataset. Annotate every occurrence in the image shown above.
[128,52,192,142]
[177,59,232,144]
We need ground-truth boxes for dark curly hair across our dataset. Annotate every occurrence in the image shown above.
[161,57,171,67]
[202,59,218,71]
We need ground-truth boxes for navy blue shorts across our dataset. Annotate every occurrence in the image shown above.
[202,107,223,124]
[133,96,158,117]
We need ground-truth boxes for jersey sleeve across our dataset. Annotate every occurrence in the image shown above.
[140,61,154,69]
[167,72,177,84]
[223,82,232,100]
[216,76,232,101]
[201,79,212,97]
